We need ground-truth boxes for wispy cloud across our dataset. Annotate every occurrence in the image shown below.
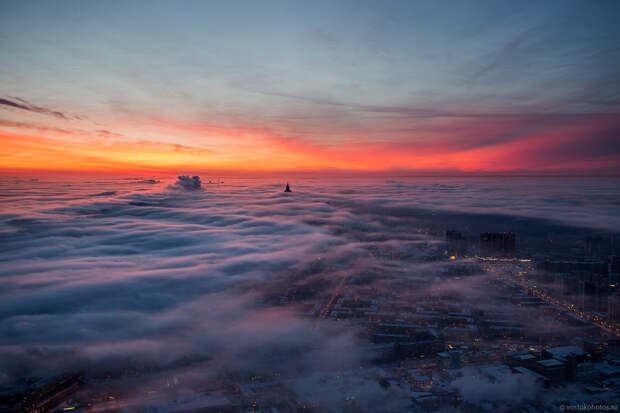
[0,119,125,138]
[253,90,619,120]
[0,97,70,119]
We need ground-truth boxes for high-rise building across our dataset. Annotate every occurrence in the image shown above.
[446,230,467,255]
[610,256,620,274]
[480,232,516,257]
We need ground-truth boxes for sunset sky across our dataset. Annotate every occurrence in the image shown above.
[1,0,619,175]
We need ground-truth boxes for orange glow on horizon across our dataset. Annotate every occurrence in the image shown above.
[0,128,496,174]
[1,112,619,175]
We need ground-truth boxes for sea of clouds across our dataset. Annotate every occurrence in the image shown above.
[0,175,619,408]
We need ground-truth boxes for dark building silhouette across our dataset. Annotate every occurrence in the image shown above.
[480,232,515,257]
[586,236,600,256]
[446,230,467,255]
[446,230,463,242]
[284,182,292,192]
[536,258,614,314]
[611,255,620,273]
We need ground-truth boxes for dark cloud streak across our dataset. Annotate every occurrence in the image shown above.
[0,97,69,119]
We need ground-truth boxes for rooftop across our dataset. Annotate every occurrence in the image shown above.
[544,346,586,361]
[538,359,565,368]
